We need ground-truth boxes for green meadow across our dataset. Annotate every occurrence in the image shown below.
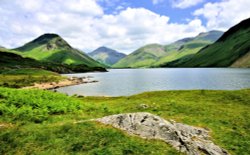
[0,87,249,155]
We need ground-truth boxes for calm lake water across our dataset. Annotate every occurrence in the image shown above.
[56,68,250,96]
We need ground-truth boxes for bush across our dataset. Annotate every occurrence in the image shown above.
[0,87,83,122]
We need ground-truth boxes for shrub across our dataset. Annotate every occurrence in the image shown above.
[0,87,83,122]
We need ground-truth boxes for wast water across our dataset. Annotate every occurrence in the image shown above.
[56,68,250,96]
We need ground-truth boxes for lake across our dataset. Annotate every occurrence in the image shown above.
[56,68,250,96]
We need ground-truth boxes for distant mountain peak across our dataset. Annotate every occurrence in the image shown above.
[197,30,223,36]
[89,46,126,66]
[93,46,115,53]
[38,33,60,39]
[175,37,193,44]
[194,30,223,42]
[96,46,109,50]
[32,33,60,44]
[198,30,222,36]
[173,30,223,45]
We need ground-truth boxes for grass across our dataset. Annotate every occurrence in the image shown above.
[1,68,58,75]
[0,68,65,88]
[80,90,250,155]
[0,87,181,155]
[0,88,249,154]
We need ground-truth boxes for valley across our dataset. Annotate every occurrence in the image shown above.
[0,3,249,154]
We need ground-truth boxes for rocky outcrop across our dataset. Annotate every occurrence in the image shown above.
[96,112,229,155]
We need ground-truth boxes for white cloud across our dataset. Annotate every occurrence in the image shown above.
[63,0,103,16]
[152,0,164,5]
[194,0,250,31]
[0,0,207,54]
[16,0,43,11]
[172,0,204,9]
[89,8,206,52]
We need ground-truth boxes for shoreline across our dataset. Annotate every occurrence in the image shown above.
[22,76,98,90]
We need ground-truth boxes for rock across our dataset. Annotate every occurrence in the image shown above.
[96,112,229,155]
[138,104,149,109]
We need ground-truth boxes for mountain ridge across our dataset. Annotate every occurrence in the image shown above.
[162,18,250,67]
[113,30,223,68]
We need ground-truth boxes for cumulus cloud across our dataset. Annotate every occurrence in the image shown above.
[0,0,207,53]
[172,0,204,9]
[194,0,250,31]
[95,8,206,52]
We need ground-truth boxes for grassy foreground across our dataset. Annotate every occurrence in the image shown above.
[0,88,249,154]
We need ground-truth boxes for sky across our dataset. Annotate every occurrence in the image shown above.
[0,0,250,54]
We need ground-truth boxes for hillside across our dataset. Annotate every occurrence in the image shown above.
[113,31,223,68]
[154,30,223,66]
[88,46,126,66]
[0,49,105,73]
[113,44,165,68]
[162,18,250,67]
[14,34,105,70]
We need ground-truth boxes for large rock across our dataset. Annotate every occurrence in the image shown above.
[96,112,229,155]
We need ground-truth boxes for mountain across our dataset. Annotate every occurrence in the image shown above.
[113,31,223,68]
[153,30,223,67]
[14,34,105,70]
[0,49,68,73]
[113,44,165,68]
[162,18,250,67]
[0,48,105,73]
[88,46,126,66]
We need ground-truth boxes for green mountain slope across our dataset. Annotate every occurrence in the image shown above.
[0,49,65,73]
[88,46,126,66]
[163,18,250,67]
[113,44,165,68]
[14,34,105,69]
[0,49,105,73]
[113,31,223,68]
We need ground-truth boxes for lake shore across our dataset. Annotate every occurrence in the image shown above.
[22,76,98,90]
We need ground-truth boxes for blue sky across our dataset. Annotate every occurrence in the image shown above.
[0,0,250,54]
[100,0,206,23]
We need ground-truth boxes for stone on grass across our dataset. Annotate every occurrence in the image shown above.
[96,112,229,155]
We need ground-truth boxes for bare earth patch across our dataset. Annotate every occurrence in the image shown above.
[22,77,98,90]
